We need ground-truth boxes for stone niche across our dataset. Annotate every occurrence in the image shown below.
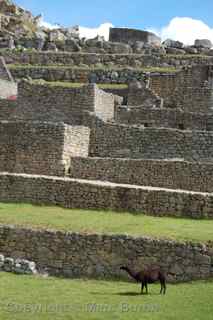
[0,121,90,176]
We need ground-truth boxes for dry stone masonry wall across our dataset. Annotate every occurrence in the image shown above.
[15,81,117,125]
[0,172,213,219]
[0,121,90,176]
[89,122,213,161]
[69,157,213,193]
[9,65,213,113]
[150,66,213,112]
[116,106,213,130]
[0,3,213,284]
[0,225,212,282]
[4,51,213,68]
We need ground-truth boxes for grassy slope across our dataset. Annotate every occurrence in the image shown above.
[0,203,212,242]
[0,272,212,320]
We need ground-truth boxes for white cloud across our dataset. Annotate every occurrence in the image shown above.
[79,23,113,40]
[38,18,113,40]
[38,17,59,30]
[38,16,213,46]
[151,17,213,45]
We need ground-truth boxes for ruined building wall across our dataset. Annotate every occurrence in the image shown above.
[149,73,177,108]
[9,65,213,114]
[63,125,90,171]
[89,122,213,161]
[94,86,115,122]
[69,157,213,193]
[150,66,213,112]
[16,81,95,124]
[14,81,115,125]
[127,84,162,108]
[116,106,213,130]
[0,121,90,176]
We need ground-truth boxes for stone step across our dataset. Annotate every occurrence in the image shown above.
[0,172,212,219]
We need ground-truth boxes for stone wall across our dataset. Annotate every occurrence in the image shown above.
[103,87,128,103]
[0,172,213,218]
[10,66,147,83]
[0,224,212,282]
[4,51,213,68]
[0,121,90,176]
[149,72,178,108]
[150,66,213,112]
[10,65,213,113]
[15,81,115,124]
[0,99,17,120]
[16,81,94,124]
[94,86,116,122]
[127,84,162,108]
[89,122,213,161]
[69,157,213,193]
[116,106,213,130]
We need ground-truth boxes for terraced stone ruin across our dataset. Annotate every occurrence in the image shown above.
[0,0,212,284]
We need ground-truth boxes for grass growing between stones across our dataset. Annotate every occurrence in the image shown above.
[8,64,179,73]
[0,272,212,320]
[31,80,128,89]
[0,203,212,242]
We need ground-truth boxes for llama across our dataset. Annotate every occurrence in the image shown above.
[120,266,166,294]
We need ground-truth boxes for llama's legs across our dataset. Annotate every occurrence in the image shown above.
[160,280,166,295]
[163,282,166,295]
[141,282,144,294]
[145,282,148,294]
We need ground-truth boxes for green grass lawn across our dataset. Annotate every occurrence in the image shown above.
[0,272,212,320]
[0,203,212,243]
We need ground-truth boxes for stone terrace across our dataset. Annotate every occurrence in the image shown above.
[0,172,213,219]
[0,50,213,282]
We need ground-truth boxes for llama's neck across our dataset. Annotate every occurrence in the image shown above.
[124,267,137,280]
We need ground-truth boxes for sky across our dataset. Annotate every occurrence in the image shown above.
[14,0,213,44]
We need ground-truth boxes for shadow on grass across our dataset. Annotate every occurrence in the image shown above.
[117,292,160,296]
[117,292,143,296]
[90,291,160,296]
